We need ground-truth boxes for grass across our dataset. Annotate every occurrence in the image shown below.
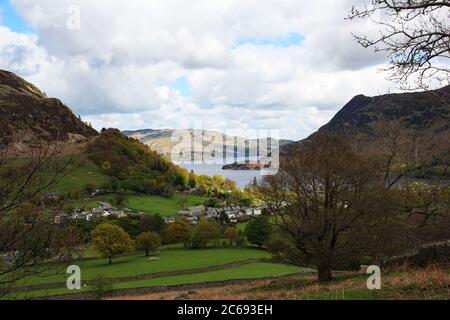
[115,262,302,288]
[14,248,272,287]
[124,193,207,216]
[14,262,302,299]
[47,158,109,193]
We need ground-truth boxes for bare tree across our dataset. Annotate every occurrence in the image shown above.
[259,133,386,282]
[0,124,83,299]
[349,0,450,89]
[259,130,450,282]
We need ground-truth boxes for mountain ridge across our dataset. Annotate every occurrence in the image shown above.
[0,70,98,152]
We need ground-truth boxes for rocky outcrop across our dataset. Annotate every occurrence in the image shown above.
[0,70,98,150]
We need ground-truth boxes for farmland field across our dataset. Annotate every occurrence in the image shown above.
[8,247,305,299]
[15,262,302,299]
[124,193,208,216]
[15,248,272,286]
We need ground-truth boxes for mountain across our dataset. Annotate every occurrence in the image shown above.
[284,85,450,162]
[318,85,450,134]
[0,70,98,152]
[124,128,293,160]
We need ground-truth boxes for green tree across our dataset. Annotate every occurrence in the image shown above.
[204,197,221,208]
[245,216,271,248]
[164,219,192,246]
[191,220,221,248]
[91,223,134,264]
[136,232,161,256]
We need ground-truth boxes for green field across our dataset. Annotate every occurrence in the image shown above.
[16,248,272,287]
[7,247,306,299]
[124,193,208,216]
[15,262,302,299]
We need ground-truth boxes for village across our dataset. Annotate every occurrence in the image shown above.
[64,197,265,225]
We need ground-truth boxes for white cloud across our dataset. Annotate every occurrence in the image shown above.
[0,0,396,140]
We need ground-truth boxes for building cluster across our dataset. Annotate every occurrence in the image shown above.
[177,205,264,225]
[68,202,128,221]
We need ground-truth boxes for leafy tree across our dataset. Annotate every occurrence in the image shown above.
[190,220,221,248]
[245,216,272,248]
[174,173,186,189]
[224,227,240,246]
[136,232,161,256]
[91,223,134,264]
[204,197,221,208]
[110,215,140,238]
[164,219,192,246]
[188,171,197,189]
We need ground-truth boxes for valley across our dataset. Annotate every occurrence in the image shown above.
[1,70,449,301]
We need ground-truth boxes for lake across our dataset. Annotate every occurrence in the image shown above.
[177,162,262,189]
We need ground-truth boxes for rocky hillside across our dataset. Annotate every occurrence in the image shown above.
[284,85,450,163]
[319,85,450,135]
[0,70,98,151]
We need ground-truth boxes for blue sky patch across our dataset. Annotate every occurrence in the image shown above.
[0,0,31,33]
[170,76,192,97]
[234,32,304,48]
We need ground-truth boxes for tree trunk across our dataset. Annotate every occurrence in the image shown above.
[108,256,112,265]
[318,264,332,282]
[145,250,149,257]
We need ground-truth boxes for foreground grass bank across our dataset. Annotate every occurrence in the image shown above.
[123,265,449,300]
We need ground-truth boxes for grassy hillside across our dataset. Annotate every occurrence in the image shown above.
[46,157,110,193]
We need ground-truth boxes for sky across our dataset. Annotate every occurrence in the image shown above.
[0,0,396,140]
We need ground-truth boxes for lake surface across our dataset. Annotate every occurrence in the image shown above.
[177,162,262,189]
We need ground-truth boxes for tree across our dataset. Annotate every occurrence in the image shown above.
[204,197,221,208]
[139,214,165,235]
[190,220,221,248]
[349,0,450,89]
[91,223,134,264]
[224,227,240,246]
[188,171,197,189]
[0,123,83,298]
[245,216,272,248]
[136,232,161,256]
[164,219,192,246]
